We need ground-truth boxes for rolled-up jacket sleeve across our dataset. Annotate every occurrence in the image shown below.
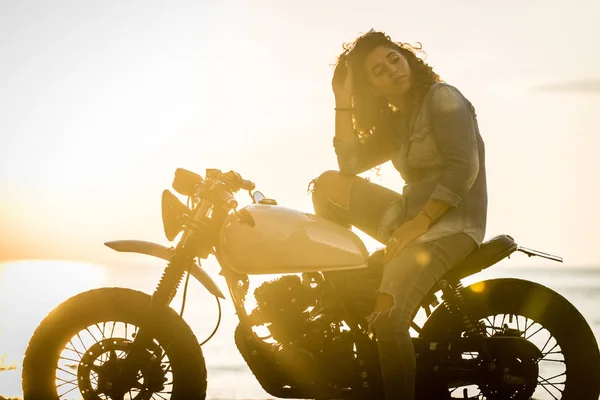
[334,129,395,175]
[428,85,480,207]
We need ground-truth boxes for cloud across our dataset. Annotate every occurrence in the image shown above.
[533,79,600,93]
[0,354,16,372]
[0,355,19,399]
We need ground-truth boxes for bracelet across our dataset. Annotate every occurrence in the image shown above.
[335,107,354,111]
[420,209,436,224]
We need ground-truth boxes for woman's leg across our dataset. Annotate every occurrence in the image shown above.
[311,170,477,398]
[311,170,404,240]
[369,233,477,399]
[311,169,405,322]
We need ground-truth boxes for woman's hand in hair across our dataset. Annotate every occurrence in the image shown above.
[332,59,354,107]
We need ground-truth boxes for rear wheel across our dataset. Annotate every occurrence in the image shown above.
[22,288,207,400]
[419,278,600,400]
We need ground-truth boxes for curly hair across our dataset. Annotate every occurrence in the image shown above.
[337,29,442,137]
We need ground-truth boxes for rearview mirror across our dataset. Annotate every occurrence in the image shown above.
[252,191,265,204]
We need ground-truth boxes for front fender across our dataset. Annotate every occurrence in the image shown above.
[104,240,225,299]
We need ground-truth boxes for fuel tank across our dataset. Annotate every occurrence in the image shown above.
[218,204,369,275]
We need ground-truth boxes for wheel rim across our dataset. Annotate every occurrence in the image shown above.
[449,313,565,400]
[55,321,174,400]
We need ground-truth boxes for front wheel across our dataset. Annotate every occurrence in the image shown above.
[419,278,600,400]
[22,288,207,400]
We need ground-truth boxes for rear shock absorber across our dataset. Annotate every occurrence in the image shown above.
[439,280,482,338]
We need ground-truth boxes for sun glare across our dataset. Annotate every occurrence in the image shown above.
[0,259,107,398]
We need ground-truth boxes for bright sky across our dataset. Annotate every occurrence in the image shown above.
[1,0,600,267]
[0,1,599,397]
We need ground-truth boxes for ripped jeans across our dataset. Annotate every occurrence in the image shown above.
[312,173,476,399]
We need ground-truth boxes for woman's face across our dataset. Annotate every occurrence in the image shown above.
[363,44,412,99]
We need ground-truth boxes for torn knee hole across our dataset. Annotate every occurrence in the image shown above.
[312,171,354,209]
[374,292,395,312]
[366,292,395,333]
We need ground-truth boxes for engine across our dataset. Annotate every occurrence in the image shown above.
[235,273,379,398]
[250,273,351,357]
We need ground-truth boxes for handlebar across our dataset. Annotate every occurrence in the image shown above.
[240,178,255,191]
[203,170,255,211]
[217,170,255,192]
[173,168,256,211]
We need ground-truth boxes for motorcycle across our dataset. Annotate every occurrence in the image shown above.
[22,167,600,399]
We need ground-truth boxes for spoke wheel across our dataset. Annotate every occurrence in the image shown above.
[418,278,600,400]
[448,314,564,400]
[57,323,173,400]
[23,288,207,400]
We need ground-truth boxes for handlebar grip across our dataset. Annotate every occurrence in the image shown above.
[240,179,255,191]
[220,171,254,191]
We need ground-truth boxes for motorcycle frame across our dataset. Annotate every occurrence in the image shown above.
[105,188,550,396]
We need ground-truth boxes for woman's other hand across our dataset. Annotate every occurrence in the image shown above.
[383,214,431,262]
[332,59,354,107]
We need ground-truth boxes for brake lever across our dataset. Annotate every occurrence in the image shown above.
[217,171,243,191]
[239,178,255,191]
[219,171,255,192]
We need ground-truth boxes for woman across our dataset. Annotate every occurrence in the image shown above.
[311,30,487,399]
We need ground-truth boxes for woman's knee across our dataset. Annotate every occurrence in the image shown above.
[367,292,413,337]
[310,170,357,210]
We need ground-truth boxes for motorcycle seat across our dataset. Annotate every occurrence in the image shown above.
[351,235,519,317]
[442,234,518,283]
[368,234,518,283]
[417,234,518,309]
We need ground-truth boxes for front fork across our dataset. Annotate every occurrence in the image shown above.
[112,199,213,393]
[113,252,190,392]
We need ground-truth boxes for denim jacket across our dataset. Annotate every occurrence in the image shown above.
[334,83,487,246]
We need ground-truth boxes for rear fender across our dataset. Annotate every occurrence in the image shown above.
[104,240,225,299]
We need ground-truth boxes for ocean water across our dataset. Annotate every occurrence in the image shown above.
[0,263,599,399]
